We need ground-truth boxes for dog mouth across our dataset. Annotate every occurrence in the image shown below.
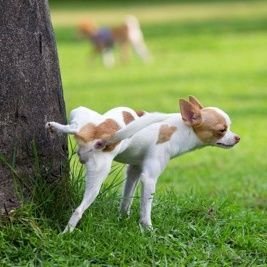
[77,152,89,164]
[79,158,86,164]
[215,142,235,148]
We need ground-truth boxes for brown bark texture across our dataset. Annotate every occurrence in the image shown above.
[0,0,68,214]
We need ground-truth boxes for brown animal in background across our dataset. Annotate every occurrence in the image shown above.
[78,16,150,67]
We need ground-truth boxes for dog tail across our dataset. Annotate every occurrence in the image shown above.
[107,112,170,145]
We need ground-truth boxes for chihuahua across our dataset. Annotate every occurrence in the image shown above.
[46,96,240,232]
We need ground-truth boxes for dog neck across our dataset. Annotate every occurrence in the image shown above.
[168,114,204,158]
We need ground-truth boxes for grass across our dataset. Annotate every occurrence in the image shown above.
[1,192,266,266]
[1,0,267,266]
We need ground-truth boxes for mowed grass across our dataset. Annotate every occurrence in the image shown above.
[1,1,267,266]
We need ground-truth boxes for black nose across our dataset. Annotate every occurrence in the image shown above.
[234,135,240,143]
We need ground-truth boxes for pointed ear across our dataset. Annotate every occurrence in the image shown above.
[188,96,204,110]
[179,99,202,126]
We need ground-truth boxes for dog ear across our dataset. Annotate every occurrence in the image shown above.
[94,139,107,150]
[188,96,204,110]
[179,99,202,126]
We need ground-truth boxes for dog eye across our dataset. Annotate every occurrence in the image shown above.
[219,128,226,133]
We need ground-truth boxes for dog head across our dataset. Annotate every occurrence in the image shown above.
[74,119,120,164]
[78,20,98,37]
[179,96,240,148]
[75,139,108,164]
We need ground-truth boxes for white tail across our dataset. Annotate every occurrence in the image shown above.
[107,113,170,145]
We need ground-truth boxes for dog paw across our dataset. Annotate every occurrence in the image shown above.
[62,224,75,234]
[45,122,56,132]
[139,221,153,232]
[119,206,131,217]
[119,211,130,221]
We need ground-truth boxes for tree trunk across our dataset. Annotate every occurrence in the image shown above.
[0,0,68,214]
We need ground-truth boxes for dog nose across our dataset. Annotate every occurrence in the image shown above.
[234,135,240,143]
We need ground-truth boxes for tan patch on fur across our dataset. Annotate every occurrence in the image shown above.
[79,21,97,35]
[157,124,177,144]
[75,123,96,143]
[96,119,121,152]
[193,108,227,144]
[112,25,129,43]
[135,110,145,117]
[122,111,135,125]
[75,119,121,152]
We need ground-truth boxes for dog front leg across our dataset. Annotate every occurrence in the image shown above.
[139,159,166,229]
[102,49,115,68]
[139,175,157,229]
[63,157,113,233]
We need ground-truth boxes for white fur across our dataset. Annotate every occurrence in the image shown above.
[46,104,239,232]
[102,50,115,68]
[125,15,150,62]
[102,16,150,67]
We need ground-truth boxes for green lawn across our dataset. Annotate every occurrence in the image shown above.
[1,1,267,266]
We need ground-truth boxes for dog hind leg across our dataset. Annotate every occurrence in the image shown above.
[120,165,142,216]
[139,159,167,229]
[46,121,78,134]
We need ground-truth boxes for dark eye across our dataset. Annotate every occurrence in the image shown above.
[219,128,226,133]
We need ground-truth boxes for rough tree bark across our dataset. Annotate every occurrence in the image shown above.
[0,0,68,214]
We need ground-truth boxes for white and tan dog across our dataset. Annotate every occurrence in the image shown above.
[46,96,240,232]
[79,16,150,67]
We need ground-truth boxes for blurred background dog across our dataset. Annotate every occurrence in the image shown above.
[78,15,150,67]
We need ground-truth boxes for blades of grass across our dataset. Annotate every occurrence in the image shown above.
[99,163,125,197]
[0,153,31,193]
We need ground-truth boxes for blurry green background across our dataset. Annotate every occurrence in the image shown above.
[50,0,267,201]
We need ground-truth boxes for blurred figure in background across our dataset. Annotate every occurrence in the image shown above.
[78,15,150,67]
